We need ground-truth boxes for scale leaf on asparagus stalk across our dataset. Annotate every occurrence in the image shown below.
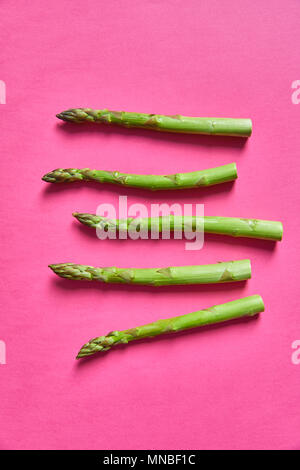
[42,163,237,190]
[73,213,283,242]
[56,108,252,137]
[48,260,251,286]
[76,295,264,358]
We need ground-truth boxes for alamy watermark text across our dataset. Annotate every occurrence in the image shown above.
[96,197,204,250]
[291,340,300,365]
[291,80,300,104]
[0,80,6,104]
[0,340,6,364]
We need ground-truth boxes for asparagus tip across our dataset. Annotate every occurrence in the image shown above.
[76,344,93,359]
[56,110,72,121]
[72,212,83,223]
[48,264,62,273]
[56,109,80,122]
[76,351,86,359]
[42,172,57,183]
[72,212,98,228]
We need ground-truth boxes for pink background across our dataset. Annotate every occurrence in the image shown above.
[1,0,300,450]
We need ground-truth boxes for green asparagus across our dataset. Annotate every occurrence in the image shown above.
[73,213,283,241]
[48,260,251,286]
[42,163,237,190]
[76,295,264,358]
[56,108,252,137]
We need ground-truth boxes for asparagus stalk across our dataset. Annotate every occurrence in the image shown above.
[48,260,251,286]
[77,295,264,358]
[42,163,237,190]
[73,213,283,242]
[56,108,252,137]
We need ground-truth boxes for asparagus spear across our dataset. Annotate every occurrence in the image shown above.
[42,163,237,190]
[48,260,251,286]
[56,108,252,137]
[77,295,264,358]
[73,213,283,242]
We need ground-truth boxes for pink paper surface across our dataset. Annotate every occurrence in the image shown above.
[1,0,300,450]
